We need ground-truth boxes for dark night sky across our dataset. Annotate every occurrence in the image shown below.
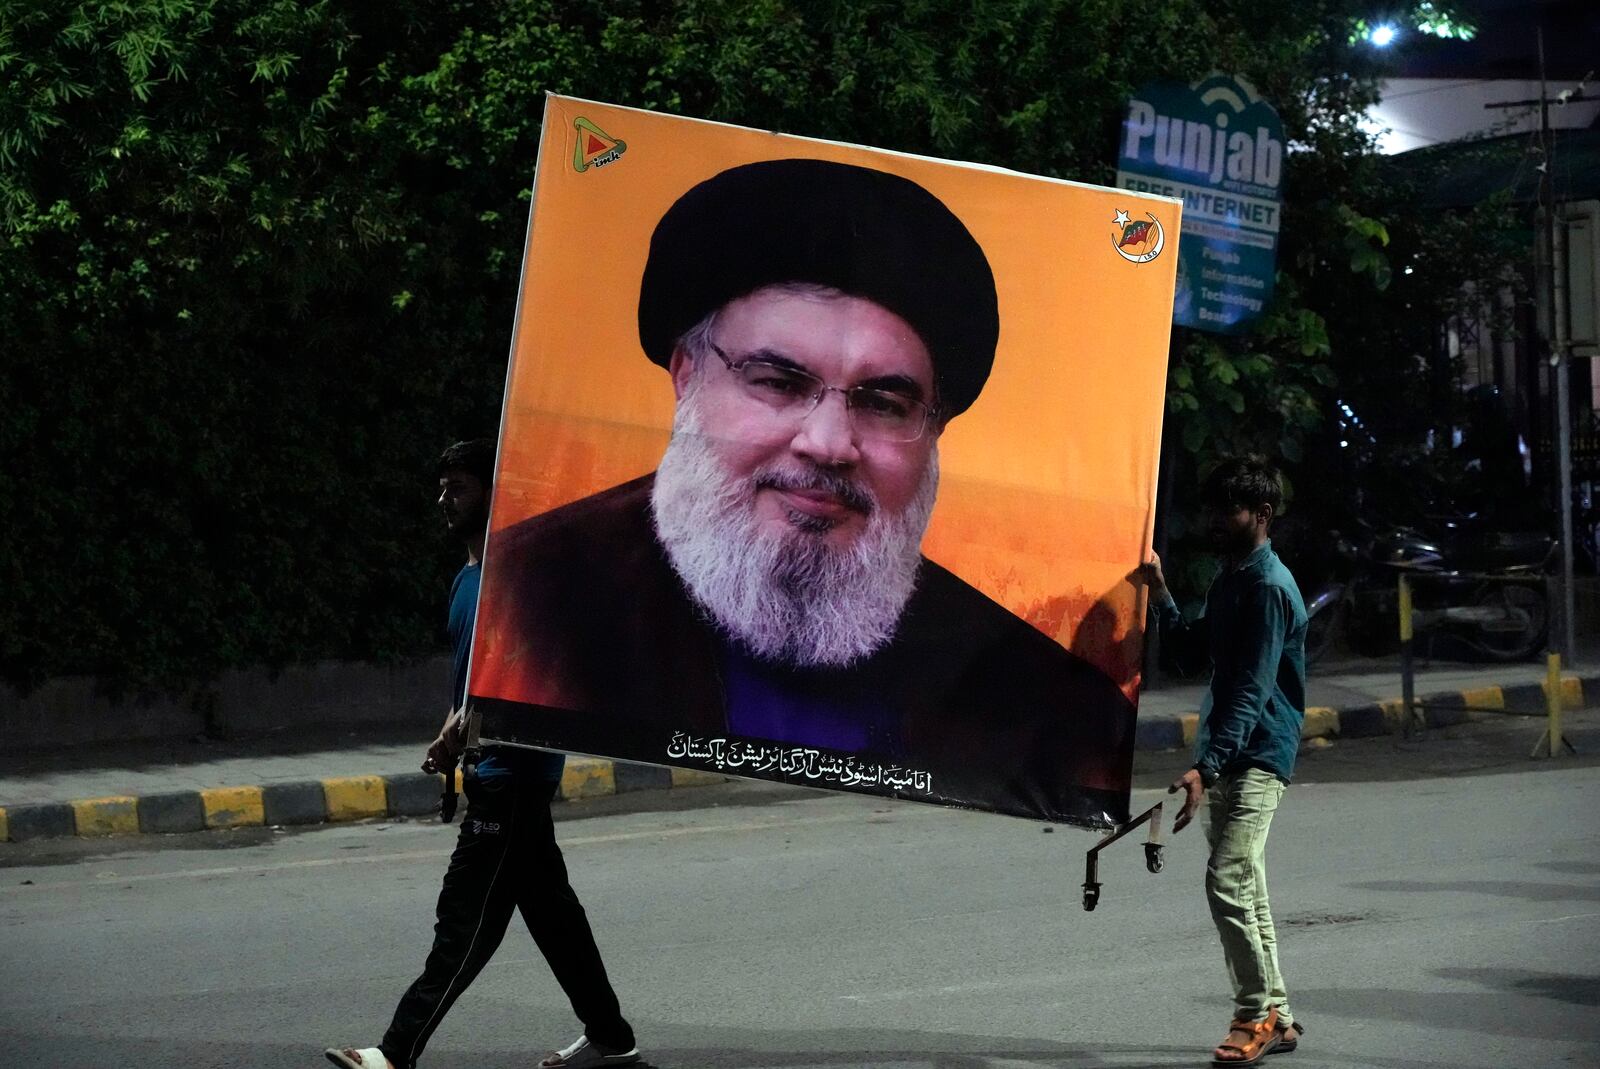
[1388,0,1599,83]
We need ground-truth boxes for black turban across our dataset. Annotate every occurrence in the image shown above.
[637,158,1000,418]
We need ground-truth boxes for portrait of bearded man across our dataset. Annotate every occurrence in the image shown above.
[471,158,1136,825]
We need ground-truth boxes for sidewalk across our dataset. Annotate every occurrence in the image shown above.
[1,655,1590,842]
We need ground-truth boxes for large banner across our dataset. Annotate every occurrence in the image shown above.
[469,96,1179,827]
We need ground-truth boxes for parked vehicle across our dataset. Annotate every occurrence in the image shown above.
[1304,517,1555,664]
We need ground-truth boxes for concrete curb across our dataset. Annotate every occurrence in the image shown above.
[2,673,1590,842]
[0,758,728,843]
[1147,673,1591,750]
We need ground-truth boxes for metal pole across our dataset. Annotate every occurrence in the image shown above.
[1554,212,1577,662]
[1536,23,1577,662]
[1146,374,1179,686]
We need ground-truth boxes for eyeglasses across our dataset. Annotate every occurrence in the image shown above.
[706,343,939,443]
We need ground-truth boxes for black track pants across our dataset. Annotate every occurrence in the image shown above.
[378,768,633,1068]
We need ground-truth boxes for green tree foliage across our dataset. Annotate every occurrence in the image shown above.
[1,0,1495,692]
[1,1,482,694]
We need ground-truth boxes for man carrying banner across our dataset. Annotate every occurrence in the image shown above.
[326,440,639,1069]
[1135,456,1307,1065]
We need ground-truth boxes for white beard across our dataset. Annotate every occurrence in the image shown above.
[650,388,938,668]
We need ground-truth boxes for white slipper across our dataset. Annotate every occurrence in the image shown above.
[539,1035,640,1067]
[325,1047,393,1069]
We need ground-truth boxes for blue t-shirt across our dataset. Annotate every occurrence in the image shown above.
[450,562,564,783]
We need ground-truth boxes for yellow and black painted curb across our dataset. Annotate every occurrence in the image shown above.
[0,757,728,843]
[1152,672,1587,748]
[3,672,1591,843]
[1150,673,1592,751]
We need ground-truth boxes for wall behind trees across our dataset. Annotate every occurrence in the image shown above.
[1,0,1475,695]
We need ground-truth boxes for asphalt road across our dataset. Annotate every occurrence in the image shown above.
[3,710,1598,1069]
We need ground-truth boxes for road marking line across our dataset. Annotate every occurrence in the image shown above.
[0,809,893,893]
[1,790,1152,895]
[838,972,1086,1004]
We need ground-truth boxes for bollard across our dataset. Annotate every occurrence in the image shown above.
[1548,653,1562,755]
[1398,573,1422,738]
[1531,652,1577,758]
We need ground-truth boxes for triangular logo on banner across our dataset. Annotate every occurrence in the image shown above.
[573,117,627,172]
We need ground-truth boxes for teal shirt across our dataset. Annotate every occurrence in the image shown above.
[1153,540,1307,784]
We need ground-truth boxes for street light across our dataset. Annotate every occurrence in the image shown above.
[1368,23,1400,47]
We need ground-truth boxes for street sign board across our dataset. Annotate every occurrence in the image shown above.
[1116,74,1284,333]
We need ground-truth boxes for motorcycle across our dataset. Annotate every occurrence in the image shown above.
[1304,518,1555,664]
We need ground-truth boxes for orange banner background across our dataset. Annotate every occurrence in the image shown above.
[482,96,1179,701]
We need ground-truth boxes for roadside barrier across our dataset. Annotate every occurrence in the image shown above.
[1532,652,1578,758]
[1397,571,1577,756]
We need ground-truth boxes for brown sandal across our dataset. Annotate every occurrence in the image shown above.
[1271,1020,1304,1054]
[1211,1007,1281,1066]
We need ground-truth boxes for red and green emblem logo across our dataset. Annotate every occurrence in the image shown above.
[1111,208,1166,264]
[573,117,626,172]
